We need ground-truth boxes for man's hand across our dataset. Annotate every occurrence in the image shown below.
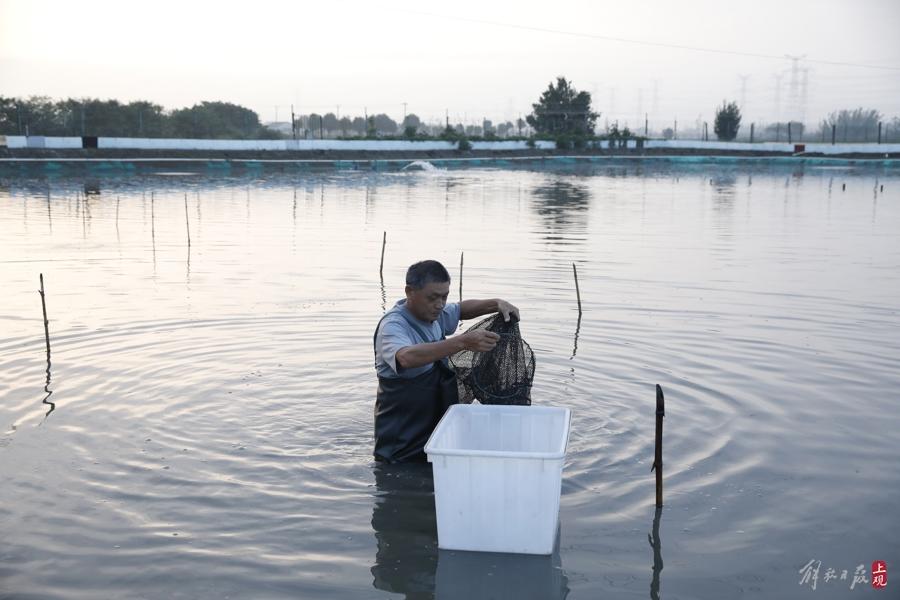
[460,330,500,352]
[496,299,520,322]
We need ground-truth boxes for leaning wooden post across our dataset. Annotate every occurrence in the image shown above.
[572,262,582,315]
[379,231,386,276]
[459,251,464,301]
[38,273,55,418]
[652,384,665,507]
[38,274,51,359]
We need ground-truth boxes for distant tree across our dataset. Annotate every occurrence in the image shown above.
[401,113,421,133]
[662,127,675,140]
[372,113,397,135]
[169,101,275,139]
[322,113,339,137]
[526,77,598,136]
[516,117,526,136]
[498,121,514,137]
[607,123,621,142]
[818,107,882,142]
[714,100,741,141]
[13,96,61,135]
[308,113,323,138]
[764,121,804,142]
[0,96,22,134]
[890,117,900,143]
[366,115,377,137]
[351,116,367,136]
[338,116,352,137]
[439,125,458,141]
[123,100,167,137]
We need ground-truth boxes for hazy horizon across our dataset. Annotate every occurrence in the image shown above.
[2,0,899,130]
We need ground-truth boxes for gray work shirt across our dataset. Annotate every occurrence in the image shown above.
[374,299,461,379]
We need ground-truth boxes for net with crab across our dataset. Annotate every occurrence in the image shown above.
[450,314,535,405]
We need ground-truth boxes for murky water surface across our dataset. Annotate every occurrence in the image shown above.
[1,162,898,599]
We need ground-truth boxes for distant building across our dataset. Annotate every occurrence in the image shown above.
[264,121,294,135]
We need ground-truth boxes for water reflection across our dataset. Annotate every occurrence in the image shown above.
[649,507,663,600]
[531,179,590,231]
[436,542,569,600]
[710,172,737,197]
[150,191,157,272]
[46,189,53,233]
[370,463,570,600]
[570,313,582,360]
[370,463,438,599]
[83,180,101,197]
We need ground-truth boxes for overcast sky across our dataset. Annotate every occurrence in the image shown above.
[2,0,899,129]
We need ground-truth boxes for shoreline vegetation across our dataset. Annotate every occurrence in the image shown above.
[3,77,898,149]
[2,145,898,165]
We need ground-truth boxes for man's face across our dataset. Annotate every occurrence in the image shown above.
[406,281,450,322]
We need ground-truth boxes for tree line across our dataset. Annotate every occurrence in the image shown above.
[0,96,528,140]
[3,84,897,144]
[713,101,898,143]
[0,97,285,139]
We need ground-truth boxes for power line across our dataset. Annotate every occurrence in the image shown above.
[401,9,900,72]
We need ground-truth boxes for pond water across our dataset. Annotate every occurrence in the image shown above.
[1,162,898,599]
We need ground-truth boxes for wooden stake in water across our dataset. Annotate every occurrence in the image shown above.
[651,384,665,507]
[459,251,464,302]
[38,273,50,360]
[379,231,386,276]
[572,262,582,315]
[184,193,191,247]
[38,273,55,417]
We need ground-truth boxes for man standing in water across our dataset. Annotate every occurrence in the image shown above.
[373,260,519,463]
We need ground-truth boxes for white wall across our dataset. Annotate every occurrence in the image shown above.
[99,137,289,151]
[3,136,83,148]
[644,139,900,155]
[472,140,555,150]
[4,136,27,148]
[44,136,83,149]
[3,135,898,154]
[97,138,557,151]
[287,139,454,151]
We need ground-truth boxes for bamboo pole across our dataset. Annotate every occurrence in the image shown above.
[652,384,665,507]
[39,274,50,359]
[459,251,464,302]
[572,262,582,315]
[38,273,55,417]
[379,231,386,276]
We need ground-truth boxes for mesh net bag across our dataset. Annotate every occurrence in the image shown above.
[450,314,535,405]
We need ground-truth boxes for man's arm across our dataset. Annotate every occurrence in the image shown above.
[460,298,520,321]
[396,330,500,371]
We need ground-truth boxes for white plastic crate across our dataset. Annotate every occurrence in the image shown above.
[424,403,571,555]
